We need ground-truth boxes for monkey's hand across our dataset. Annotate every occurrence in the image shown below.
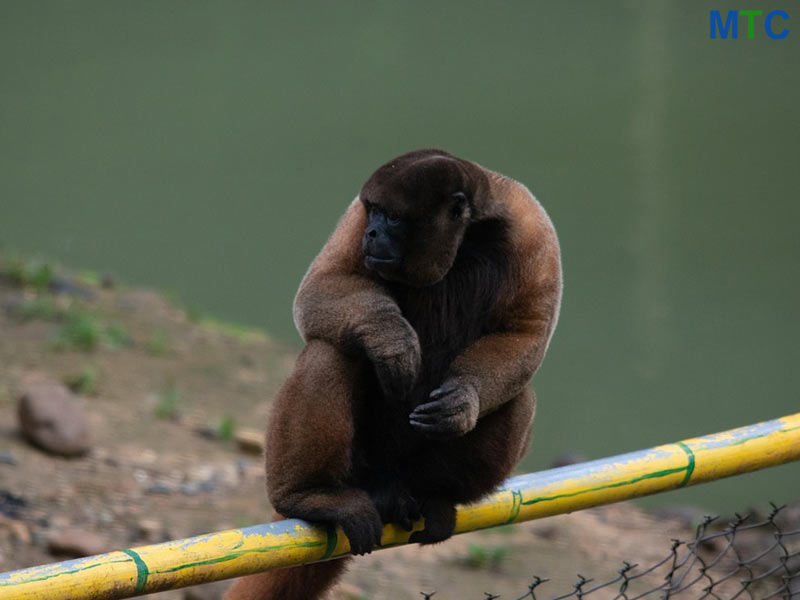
[409,378,479,439]
[357,311,421,401]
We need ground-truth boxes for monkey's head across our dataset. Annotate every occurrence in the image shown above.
[358,150,490,287]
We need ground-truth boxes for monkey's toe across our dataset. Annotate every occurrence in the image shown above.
[409,497,456,545]
[339,509,383,556]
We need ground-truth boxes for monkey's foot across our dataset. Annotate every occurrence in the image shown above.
[336,504,384,556]
[409,497,456,545]
[368,482,421,531]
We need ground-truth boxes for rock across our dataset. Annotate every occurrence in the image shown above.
[194,424,220,440]
[197,481,217,493]
[0,516,31,544]
[2,296,23,316]
[183,580,231,600]
[234,429,264,455]
[0,490,28,520]
[0,451,17,465]
[180,483,200,496]
[49,276,94,300]
[331,582,366,599]
[217,464,239,487]
[48,514,71,530]
[17,382,90,457]
[136,518,164,543]
[100,273,115,289]
[144,482,174,495]
[47,529,109,557]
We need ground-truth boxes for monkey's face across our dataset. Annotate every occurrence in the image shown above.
[359,150,481,287]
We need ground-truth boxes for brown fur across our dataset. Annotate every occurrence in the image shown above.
[224,150,562,600]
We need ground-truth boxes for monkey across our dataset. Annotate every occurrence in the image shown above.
[224,149,562,600]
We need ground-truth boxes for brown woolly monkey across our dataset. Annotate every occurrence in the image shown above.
[224,149,562,600]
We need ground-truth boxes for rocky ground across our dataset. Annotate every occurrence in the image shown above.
[0,252,796,600]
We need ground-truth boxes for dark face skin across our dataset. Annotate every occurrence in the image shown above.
[359,150,483,287]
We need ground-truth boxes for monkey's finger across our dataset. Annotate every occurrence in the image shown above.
[410,400,463,418]
[408,411,439,424]
[429,383,458,400]
[409,412,460,428]
[411,400,443,414]
[409,418,443,431]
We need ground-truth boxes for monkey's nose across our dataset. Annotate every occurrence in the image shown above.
[367,229,377,239]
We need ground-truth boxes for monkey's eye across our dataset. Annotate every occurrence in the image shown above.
[450,191,467,220]
[386,214,402,226]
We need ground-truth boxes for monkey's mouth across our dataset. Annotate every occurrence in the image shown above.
[364,255,401,271]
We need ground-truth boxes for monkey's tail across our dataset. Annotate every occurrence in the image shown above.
[223,558,350,600]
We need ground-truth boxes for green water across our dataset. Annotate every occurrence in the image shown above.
[1,2,798,513]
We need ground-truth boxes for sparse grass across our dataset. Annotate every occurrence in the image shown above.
[199,316,267,341]
[3,255,55,292]
[52,307,131,352]
[155,386,181,420]
[147,330,168,356]
[104,323,130,348]
[12,296,61,321]
[455,542,511,571]
[218,415,235,441]
[76,270,101,286]
[53,310,103,351]
[64,366,98,396]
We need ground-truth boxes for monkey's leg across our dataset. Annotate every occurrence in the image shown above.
[226,342,381,600]
[410,388,536,545]
[224,560,346,600]
[367,479,422,532]
[224,514,348,600]
[265,339,383,556]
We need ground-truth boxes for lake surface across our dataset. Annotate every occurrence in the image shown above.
[1,1,798,512]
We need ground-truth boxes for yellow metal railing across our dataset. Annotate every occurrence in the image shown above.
[1,412,799,600]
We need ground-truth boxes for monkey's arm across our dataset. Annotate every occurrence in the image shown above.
[410,203,562,438]
[294,200,420,398]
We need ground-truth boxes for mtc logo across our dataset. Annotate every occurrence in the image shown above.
[710,10,790,39]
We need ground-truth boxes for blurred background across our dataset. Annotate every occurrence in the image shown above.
[1,0,798,520]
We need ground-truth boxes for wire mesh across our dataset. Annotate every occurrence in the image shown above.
[420,503,799,600]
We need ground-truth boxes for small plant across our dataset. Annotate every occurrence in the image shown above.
[104,323,130,348]
[64,366,98,396]
[155,386,181,420]
[199,316,267,341]
[4,255,55,291]
[218,415,235,441]
[76,270,101,286]
[12,296,60,321]
[457,543,511,571]
[53,310,102,351]
[51,306,131,352]
[147,330,168,356]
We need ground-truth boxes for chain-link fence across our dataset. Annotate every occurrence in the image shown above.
[421,504,800,600]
